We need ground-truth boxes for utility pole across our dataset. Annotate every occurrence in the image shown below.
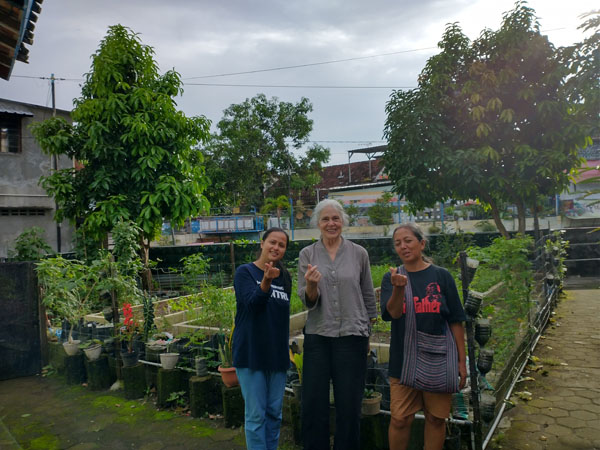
[50,73,61,252]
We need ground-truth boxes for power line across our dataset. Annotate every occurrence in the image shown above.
[183,47,437,80]
[183,82,414,89]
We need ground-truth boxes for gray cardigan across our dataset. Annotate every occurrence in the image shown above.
[297,237,376,337]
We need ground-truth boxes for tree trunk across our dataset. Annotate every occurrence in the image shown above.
[140,237,152,293]
[515,199,527,235]
[478,190,510,238]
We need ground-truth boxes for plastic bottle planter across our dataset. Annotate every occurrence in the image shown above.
[477,348,494,374]
[195,356,209,377]
[464,292,483,317]
[160,353,180,370]
[475,319,492,347]
[466,258,480,285]
[480,393,497,423]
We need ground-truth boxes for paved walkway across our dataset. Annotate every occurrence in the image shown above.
[491,285,600,450]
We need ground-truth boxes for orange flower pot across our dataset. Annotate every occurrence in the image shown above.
[218,365,239,387]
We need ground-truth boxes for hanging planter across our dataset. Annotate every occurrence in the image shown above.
[83,344,102,361]
[291,379,302,402]
[477,348,494,374]
[480,393,496,423]
[63,340,81,356]
[160,352,179,370]
[475,319,492,346]
[464,292,483,317]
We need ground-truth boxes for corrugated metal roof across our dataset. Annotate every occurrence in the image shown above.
[579,144,600,161]
[0,100,33,116]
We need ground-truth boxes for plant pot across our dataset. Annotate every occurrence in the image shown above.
[160,352,179,370]
[361,391,382,416]
[63,340,81,356]
[83,344,102,361]
[121,350,139,368]
[145,344,167,362]
[218,365,239,387]
[291,379,302,401]
[480,393,496,423]
[195,356,209,377]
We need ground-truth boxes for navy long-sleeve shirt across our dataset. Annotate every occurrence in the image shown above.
[232,262,291,372]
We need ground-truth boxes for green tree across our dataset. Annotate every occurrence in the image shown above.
[368,192,396,225]
[383,3,589,237]
[30,25,210,286]
[8,227,53,261]
[261,195,290,228]
[344,203,361,226]
[203,94,330,208]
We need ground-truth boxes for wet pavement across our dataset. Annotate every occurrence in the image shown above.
[490,283,600,450]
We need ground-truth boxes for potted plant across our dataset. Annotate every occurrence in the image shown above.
[290,351,303,400]
[160,340,180,370]
[36,255,103,356]
[217,326,238,387]
[120,302,141,367]
[361,388,382,416]
[80,339,103,361]
[184,330,214,377]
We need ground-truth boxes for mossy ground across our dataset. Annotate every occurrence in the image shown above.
[0,375,243,449]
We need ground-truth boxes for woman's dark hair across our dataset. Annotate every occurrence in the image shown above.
[259,227,292,293]
[392,223,433,263]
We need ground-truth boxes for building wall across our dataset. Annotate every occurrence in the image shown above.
[0,100,75,258]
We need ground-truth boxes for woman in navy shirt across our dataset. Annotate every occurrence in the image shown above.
[233,227,292,450]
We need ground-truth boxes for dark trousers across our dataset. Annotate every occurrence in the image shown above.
[301,334,369,450]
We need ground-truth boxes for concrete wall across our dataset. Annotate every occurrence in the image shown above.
[0,99,75,257]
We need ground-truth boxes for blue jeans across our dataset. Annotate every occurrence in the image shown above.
[236,367,287,450]
[301,334,369,450]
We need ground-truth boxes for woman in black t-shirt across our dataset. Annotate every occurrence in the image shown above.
[380,223,466,450]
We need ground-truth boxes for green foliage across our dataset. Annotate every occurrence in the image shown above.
[8,227,53,261]
[467,235,534,369]
[293,352,303,383]
[217,324,235,367]
[30,25,210,251]
[432,231,474,269]
[180,253,211,294]
[545,230,569,286]
[367,192,396,225]
[261,195,291,227]
[474,221,497,232]
[112,219,143,278]
[202,94,330,208]
[344,203,361,226]
[36,255,106,342]
[383,3,589,237]
[166,390,187,408]
[370,264,390,288]
[173,286,236,329]
[141,294,156,341]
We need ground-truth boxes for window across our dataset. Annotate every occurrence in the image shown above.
[0,208,46,216]
[0,114,21,153]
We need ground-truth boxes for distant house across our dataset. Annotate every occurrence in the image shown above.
[0,98,75,258]
[560,139,600,221]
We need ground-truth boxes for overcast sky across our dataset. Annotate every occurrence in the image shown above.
[1,0,596,165]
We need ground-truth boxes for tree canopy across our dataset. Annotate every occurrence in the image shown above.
[31,25,211,256]
[203,94,330,209]
[383,3,591,237]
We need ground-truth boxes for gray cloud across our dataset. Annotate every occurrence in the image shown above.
[0,0,593,164]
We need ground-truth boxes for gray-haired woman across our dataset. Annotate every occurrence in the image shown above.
[297,199,377,450]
